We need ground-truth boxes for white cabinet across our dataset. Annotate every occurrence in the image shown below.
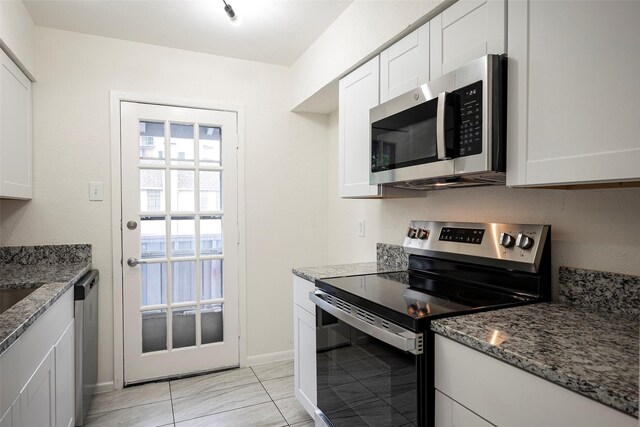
[434,335,637,427]
[339,56,380,198]
[379,23,429,103]
[19,349,55,427]
[0,288,75,427]
[292,275,317,419]
[435,390,494,427]
[54,321,75,427]
[0,49,32,199]
[507,0,640,186]
[430,0,506,79]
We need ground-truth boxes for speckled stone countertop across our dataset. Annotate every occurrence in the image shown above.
[431,303,639,417]
[0,244,92,355]
[292,243,408,282]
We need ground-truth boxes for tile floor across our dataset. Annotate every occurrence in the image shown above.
[85,360,314,427]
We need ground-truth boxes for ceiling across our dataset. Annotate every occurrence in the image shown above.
[23,0,353,66]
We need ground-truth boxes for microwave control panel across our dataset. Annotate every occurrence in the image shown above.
[456,80,483,157]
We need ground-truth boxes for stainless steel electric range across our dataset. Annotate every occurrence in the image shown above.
[311,221,551,427]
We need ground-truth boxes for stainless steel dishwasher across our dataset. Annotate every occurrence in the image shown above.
[74,269,99,426]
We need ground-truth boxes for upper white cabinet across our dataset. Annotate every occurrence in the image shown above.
[339,56,381,198]
[379,23,429,103]
[0,49,32,199]
[434,335,637,427]
[430,0,506,79]
[507,0,640,186]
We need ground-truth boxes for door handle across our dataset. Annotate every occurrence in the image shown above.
[127,257,147,267]
[436,92,448,160]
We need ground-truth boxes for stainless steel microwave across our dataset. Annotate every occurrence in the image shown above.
[370,54,507,190]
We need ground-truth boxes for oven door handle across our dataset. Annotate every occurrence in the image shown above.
[310,291,423,355]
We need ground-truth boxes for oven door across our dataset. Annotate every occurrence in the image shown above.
[310,290,425,427]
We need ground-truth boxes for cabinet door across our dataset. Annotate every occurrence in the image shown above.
[55,320,75,427]
[293,304,316,418]
[338,56,381,198]
[380,23,429,103]
[435,390,494,427]
[0,49,32,199]
[430,0,506,79]
[507,0,640,186]
[20,349,55,427]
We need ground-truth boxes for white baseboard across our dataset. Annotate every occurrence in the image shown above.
[246,349,293,367]
[95,381,116,393]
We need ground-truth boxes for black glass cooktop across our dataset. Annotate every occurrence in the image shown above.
[316,271,532,330]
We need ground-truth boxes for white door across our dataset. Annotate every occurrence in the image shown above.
[121,102,239,384]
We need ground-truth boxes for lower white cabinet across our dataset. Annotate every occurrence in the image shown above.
[19,349,55,427]
[54,321,75,427]
[434,334,637,427]
[292,276,317,419]
[0,287,75,427]
[435,390,494,427]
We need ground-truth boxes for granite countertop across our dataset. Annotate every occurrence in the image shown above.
[431,303,639,417]
[0,244,92,356]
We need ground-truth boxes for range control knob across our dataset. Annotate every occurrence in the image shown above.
[416,228,429,240]
[498,232,515,248]
[516,233,534,250]
[406,227,417,238]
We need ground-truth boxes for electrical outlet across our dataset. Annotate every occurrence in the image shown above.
[358,219,365,237]
[89,182,103,201]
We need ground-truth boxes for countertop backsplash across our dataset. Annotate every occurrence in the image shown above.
[376,243,408,271]
[0,244,91,266]
[559,266,640,317]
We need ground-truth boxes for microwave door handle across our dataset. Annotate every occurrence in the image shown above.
[436,92,448,159]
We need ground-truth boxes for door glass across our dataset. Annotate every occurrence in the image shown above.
[199,171,221,211]
[172,306,196,348]
[170,217,195,257]
[201,216,222,255]
[202,304,223,344]
[140,217,166,259]
[170,124,195,165]
[199,126,221,165]
[140,263,167,306]
[140,170,166,212]
[170,170,195,211]
[202,259,223,299]
[139,121,165,165]
[172,261,196,303]
[142,309,167,353]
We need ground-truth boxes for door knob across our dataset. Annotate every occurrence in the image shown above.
[126,220,138,230]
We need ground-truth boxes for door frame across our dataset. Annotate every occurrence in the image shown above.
[109,91,247,390]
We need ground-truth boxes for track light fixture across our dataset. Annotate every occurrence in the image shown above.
[222,0,238,24]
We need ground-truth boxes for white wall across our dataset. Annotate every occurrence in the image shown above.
[290,0,449,111]
[326,111,640,297]
[0,0,36,79]
[0,27,329,387]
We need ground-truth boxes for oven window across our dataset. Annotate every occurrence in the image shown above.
[316,309,418,426]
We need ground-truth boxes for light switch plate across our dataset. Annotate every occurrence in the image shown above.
[89,182,103,201]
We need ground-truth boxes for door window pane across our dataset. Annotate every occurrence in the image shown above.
[173,306,196,348]
[172,261,196,303]
[140,263,167,306]
[199,126,221,165]
[170,124,194,165]
[139,121,165,165]
[171,170,195,211]
[140,170,166,212]
[201,216,222,255]
[202,304,223,344]
[171,217,195,257]
[200,171,221,211]
[141,217,166,259]
[142,309,167,353]
[202,260,223,300]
